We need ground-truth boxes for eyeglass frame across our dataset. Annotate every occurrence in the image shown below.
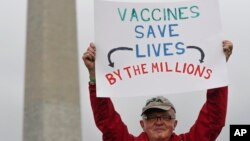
[142,114,176,122]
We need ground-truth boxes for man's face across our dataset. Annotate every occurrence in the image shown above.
[140,109,177,141]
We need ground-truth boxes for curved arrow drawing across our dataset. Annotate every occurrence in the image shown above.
[186,46,205,63]
[107,47,133,67]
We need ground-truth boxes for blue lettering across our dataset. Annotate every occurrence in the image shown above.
[175,42,185,54]
[147,25,156,38]
[152,43,161,57]
[163,43,174,56]
[136,44,146,58]
[158,25,166,38]
[169,24,179,37]
[135,25,144,38]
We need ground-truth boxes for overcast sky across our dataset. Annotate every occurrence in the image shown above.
[0,0,26,140]
[1,0,250,141]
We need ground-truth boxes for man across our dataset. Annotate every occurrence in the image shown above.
[82,40,233,141]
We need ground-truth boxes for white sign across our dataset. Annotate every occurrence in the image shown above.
[94,0,228,97]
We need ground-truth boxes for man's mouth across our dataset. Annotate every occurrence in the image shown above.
[154,128,165,132]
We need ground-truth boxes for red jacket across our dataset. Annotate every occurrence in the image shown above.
[89,84,228,141]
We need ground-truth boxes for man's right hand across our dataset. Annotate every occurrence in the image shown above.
[82,42,96,78]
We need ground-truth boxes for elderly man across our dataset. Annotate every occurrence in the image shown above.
[82,40,233,141]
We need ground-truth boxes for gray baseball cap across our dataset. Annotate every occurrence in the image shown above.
[141,96,176,115]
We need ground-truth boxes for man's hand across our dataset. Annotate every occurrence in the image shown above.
[82,42,96,78]
[223,40,233,62]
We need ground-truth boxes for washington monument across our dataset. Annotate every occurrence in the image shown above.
[23,0,81,141]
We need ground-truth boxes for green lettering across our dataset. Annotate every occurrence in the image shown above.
[165,8,177,21]
[178,7,189,20]
[117,8,127,21]
[152,8,161,21]
[190,6,200,18]
[141,8,150,22]
[130,8,139,21]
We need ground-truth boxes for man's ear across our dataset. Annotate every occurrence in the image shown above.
[174,120,178,129]
[140,120,145,129]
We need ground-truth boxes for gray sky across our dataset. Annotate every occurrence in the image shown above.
[0,0,26,141]
[1,0,250,141]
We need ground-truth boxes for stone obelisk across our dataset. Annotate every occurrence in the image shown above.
[23,0,81,141]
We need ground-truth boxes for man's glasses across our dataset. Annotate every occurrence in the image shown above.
[142,114,175,122]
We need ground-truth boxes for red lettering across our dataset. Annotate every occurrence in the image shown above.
[141,63,148,74]
[204,69,212,79]
[165,62,173,72]
[113,69,122,80]
[182,63,187,73]
[194,65,206,77]
[152,62,160,73]
[105,73,116,85]
[123,66,132,78]
[175,62,182,73]
[133,65,141,75]
[186,64,194,74]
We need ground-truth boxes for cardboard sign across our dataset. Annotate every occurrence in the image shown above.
[94,0,228,97]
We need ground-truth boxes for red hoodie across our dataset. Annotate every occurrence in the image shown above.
[89,84,228,141]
